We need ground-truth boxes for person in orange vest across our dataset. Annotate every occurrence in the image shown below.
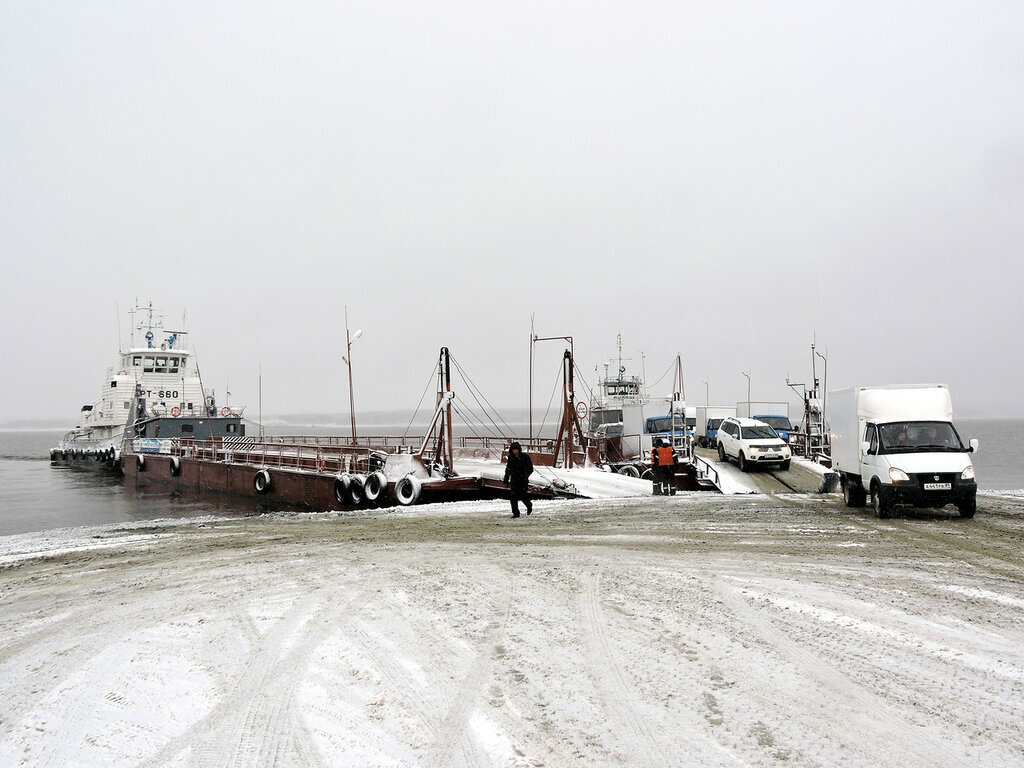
[651,438,677,495]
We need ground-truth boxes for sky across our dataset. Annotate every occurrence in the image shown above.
[2,0,1023,427]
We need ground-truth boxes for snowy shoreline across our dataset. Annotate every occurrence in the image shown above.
[2,493,1024,767]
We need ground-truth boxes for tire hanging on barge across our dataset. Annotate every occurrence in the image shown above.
[333,474,350,505]
[170,456,181,476]
[363,471,388,504]
[394,475,422,506]
[254,469,271,494]
[348,474,366,506]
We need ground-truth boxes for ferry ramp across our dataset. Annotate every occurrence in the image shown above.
[693,447,829,495]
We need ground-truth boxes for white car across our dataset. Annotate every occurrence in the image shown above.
[716,417,791,472]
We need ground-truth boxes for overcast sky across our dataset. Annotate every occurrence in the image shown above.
[2,0,1022,427]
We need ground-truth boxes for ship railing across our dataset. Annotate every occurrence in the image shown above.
[174,437,385,475]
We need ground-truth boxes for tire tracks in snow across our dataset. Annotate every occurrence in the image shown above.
[575,570,679,768]
[709,576,961,768]
[137,587,371,768]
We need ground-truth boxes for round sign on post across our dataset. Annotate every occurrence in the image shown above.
[575,401,588,420]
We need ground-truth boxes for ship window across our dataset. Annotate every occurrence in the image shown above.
[133,356,142,366]
[181,424,194,433]
[110,381,117,388]
[226,423,238,433]
[144,357,154,366]
[123,402,129,409]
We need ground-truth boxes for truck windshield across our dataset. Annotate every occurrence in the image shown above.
[758,416,792,431]
[878,421,964,453]
[647,417,685,433]
[741,425,779,440]
[708,419,723,430]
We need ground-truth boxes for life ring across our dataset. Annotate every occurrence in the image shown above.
[221,406,231,417]
[170,406,181,418]
[394,474,422,506]
[254,469,271,494]
[136,454,146,472]
[364,471,388,504]
[170,456,181,476]
[348,474,366,506]
[117,369,128,376]
[333,474,351,505]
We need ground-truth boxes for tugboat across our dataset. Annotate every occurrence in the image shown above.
[50,303,244,470]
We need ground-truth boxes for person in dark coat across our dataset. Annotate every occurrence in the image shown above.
[503,441,534,517]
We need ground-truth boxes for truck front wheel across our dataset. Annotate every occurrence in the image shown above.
[957,497,977,518]
[870,481,891,519]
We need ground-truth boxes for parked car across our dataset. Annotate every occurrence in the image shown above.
[716,417,791,471]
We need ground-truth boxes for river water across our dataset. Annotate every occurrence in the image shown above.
[1,420,1021,537]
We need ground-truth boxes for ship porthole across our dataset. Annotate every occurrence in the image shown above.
[254,469,271,494]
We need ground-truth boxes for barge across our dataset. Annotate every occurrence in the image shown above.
[122,348,587,510]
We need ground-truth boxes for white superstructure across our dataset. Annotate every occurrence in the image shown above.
[52,303,241,464]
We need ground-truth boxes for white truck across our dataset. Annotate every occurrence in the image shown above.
[736,401,794,441]
[695,405,737,447]
[829,384,978,518]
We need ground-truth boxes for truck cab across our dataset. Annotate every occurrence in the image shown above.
[645,415,689,449]
[857,420,977,516]
[755,415,794,442]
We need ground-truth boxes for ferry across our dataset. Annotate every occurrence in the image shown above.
[50,303,244,468]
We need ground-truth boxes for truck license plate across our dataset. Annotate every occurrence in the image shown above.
[923,482,951,491]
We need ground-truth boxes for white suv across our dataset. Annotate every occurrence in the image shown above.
[716,417,791,472]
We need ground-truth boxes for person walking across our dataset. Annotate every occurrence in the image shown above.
[651,438,677,495]
[503,441,534,518]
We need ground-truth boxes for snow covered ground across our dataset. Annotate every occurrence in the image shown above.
[2,492,1024,767]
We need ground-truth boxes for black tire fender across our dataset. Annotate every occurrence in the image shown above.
[348,474,366,505]
[170,456,181,476]
[254,469,271,495]
[136,454,146,472]
[364,471,388,504]
[394,475,422,506]
[333,474,351,505]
